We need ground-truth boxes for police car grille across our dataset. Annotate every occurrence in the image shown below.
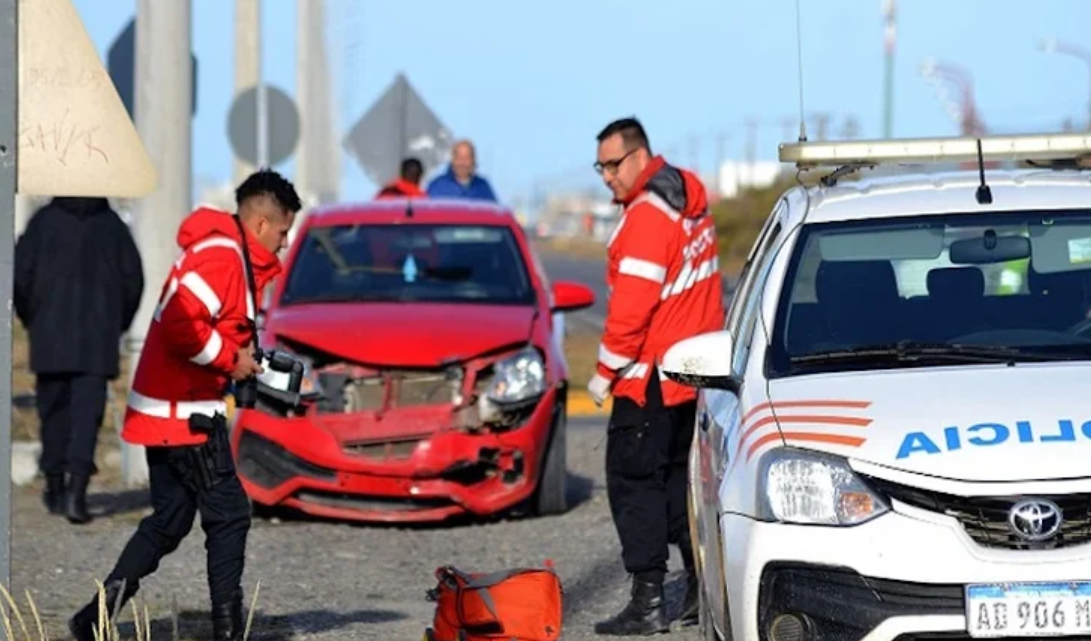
[864,476,1091,550]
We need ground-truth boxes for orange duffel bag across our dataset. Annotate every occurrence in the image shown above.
[424,562,563,641]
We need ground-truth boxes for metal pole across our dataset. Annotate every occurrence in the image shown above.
[256,0,268,168]
[0,0,17,592]
[125,0,193,486]
[882,0,896,137]
[233,0,260,185]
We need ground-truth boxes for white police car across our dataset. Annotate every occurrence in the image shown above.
[660,134,1091,641]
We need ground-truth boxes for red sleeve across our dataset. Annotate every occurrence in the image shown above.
[155,253,245,374]
[595,204,676,384]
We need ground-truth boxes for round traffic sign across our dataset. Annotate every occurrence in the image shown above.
[227,84,300,167]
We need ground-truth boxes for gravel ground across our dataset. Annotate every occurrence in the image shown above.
[12,419,703,641]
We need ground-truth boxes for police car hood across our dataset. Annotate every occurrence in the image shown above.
[763,362,1091,482]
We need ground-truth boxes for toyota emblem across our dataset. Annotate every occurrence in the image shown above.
[1008,499,1063,542]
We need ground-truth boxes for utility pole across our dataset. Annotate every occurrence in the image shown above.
[233,0,259,184]
[781,117,794,143]
[812,113,831,141]
[882,0,896,137]
[744,118,758,188]
[124,0,194,486]
[296,0,341,206]
[0,0,16,591]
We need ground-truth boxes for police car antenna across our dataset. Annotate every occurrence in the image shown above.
[974,138,994,205]
[794,0,809,143]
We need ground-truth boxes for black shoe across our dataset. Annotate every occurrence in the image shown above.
[69,578,138,641]
[42,473,65,515]
[594,577,670,636]
[678,571,698,625]
[65,473,93,524]
[212,588,245,640]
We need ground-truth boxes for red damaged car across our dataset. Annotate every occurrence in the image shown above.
[230,198,596,523]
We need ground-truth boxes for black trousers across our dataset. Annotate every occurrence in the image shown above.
[106,445,251,608]
[36,373,107,477]
[605,368,696,583]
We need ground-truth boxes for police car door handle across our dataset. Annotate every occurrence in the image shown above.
[699,412,711,432]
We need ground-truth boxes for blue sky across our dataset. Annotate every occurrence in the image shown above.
[73,0,1091,205]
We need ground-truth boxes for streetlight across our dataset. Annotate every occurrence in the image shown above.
[1038,38,1091,131]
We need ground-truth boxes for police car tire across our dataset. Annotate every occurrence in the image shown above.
[533,401,568,516]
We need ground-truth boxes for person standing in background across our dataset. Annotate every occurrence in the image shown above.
[376,157,427,199]
[14,196,144,525]
[426,139,498,202]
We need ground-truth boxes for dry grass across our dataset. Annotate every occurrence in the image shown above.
[563,329,601,387]
[0,580,261,641]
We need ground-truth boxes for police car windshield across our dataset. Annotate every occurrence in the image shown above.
[279,223,536,306]
[768,209,1091,377]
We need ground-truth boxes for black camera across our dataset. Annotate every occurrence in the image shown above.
[234,347,305,410]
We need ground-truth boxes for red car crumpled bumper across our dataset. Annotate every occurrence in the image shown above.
[230,387,558,523]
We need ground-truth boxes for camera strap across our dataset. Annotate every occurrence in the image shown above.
[232,214,261,338]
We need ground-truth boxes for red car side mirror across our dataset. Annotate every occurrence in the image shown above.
[551,281,595,313]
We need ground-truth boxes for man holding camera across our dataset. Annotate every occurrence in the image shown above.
[68,170,301,641]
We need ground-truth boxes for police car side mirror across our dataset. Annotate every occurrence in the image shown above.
[660,330,739,391]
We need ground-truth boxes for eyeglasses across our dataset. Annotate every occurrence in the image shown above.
[593,148,637,175]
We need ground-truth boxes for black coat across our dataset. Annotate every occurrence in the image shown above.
[14,197,144,378]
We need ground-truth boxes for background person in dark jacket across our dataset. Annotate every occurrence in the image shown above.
[426,139,498,201]
[14,196,144,524]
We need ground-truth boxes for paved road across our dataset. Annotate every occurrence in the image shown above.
[12,418,703,641]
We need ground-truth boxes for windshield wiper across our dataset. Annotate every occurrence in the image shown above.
[790,341,1069,366]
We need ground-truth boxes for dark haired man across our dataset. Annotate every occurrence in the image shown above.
[68,169,302,641]
[590,117,726,635]
[376,157,427,199]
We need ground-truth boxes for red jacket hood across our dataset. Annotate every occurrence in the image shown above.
[376,179,426,199]
[177,207,282,285]
[621,156,709,219]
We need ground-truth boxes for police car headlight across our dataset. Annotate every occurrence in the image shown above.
[484,346,545,405]
[757,448,888,526]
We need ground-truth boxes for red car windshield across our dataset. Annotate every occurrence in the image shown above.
[279,223,536,306]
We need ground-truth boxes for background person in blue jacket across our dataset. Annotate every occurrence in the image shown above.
[426,139,498,201]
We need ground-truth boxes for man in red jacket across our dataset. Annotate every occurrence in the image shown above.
[68,169,301,641]
[375,156,427,199]
[590,117,726,636]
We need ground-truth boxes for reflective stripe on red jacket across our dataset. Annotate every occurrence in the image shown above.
[591,157,727,408]
[121,207,282,446]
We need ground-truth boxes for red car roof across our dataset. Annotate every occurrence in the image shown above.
[304,197,517,227]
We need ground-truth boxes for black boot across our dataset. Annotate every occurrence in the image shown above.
[212,588,245,640]
[68,578,139,641]
[65,472,92,524]
[594,577,669,636]
[42,473,65,515]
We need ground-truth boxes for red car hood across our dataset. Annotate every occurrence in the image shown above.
[265,302,537,367]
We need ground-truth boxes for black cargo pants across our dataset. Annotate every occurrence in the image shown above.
[105,440,251,608]
[605,366,697,584]
[36,373,108,477]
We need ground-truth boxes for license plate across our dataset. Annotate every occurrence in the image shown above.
[966,582,1091,638]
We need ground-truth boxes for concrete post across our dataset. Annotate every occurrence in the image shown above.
[122,0,193,486]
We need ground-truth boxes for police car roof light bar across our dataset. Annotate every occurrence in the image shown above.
[779,132,1091,169]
